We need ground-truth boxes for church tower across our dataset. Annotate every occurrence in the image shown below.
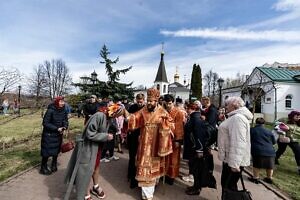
[174,66,180,83]
[154,43,169,96]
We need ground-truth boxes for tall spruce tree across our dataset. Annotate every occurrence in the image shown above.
[73,45,134,100]
[190,64,202,100]
[99,44,133,100]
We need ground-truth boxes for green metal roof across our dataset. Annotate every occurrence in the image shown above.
[258,67,300,83]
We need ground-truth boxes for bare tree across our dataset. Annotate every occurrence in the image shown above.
[0,67,22,96]
[211,72,219,97]
[242,68,274,126]
[40,59,72,99]
[204,70,213,96]
[224,72,247,88]
[28,64,48,105]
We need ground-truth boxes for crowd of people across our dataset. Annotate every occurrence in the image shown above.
[1,97,20,115]
[38,90,300,200]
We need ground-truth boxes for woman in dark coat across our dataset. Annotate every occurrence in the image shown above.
[249,117,276,184]
[40,96,68,175]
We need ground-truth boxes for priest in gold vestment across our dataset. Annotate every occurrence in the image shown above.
[163,94,185,185]
[125,88,174,200]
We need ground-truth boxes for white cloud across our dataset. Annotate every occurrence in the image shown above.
[160,28,300,42]
[273,0,300,11]
[114,43,300,87]
[246,0,300,28]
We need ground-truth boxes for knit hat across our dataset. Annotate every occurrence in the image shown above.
[108,103,123,118]
[288,110,300,120]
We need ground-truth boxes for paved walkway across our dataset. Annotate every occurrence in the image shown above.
[0,150,290,200]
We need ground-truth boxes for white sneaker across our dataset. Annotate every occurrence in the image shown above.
[100,158,110,163]
[182,174,194,183]
[109,156,119,161]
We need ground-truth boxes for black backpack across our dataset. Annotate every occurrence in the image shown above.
[203,121,218,147]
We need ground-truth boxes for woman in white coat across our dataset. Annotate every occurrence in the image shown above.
[217,96,253,195]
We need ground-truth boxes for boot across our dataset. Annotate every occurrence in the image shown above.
[165,176,174,185]
[51,156,58,172]
[130,178,138,189]
[40,157,52,175]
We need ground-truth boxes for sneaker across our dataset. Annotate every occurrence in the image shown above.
[182,174,194,183]
[90,185,106,199]
[84,195,93,200]
[100,158,110,163]
[263,177,273,184]
[109,156,119,161]
[185,188,200,195]
[248,177,259,184]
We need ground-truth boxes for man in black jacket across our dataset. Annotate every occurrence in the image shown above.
[82,95,100,124]
[184,102,216,195]
[127,93,145,188]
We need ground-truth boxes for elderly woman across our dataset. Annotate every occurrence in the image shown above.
[275,110,300,175]
[249,117,276,184]
[218,96,253,194]
[41,96,68,175]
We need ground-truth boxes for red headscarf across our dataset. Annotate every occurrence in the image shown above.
[54,96,64,109]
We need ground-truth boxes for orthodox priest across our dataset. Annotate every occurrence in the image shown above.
[163,94,185,185]
[124,88,174,200]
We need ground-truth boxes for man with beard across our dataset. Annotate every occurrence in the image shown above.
[163,94,185,185]
[124,88,174,200]
[127,93,145,188]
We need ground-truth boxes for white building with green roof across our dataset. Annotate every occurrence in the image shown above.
[222,65,300,122]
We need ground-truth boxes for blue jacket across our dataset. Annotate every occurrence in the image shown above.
[250,124,276,157]
[183,111,208,159]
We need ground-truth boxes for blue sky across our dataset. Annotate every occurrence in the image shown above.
[1,0,300,89]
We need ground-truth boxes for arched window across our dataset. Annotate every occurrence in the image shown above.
[285,94,292,108]
[163,85,166,93]
[156,84,160,91]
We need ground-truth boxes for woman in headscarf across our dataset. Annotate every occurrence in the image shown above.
[275,110,300,175]
[40,96,68,175]
[64,103,123,200]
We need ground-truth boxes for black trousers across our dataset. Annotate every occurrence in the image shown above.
[190,154,216,190]
[101,139,115,158]
[221,163,243,192]
[127,131,140,181]
[276,141,300,166]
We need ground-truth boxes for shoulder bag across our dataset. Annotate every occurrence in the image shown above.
[222,170,253,200]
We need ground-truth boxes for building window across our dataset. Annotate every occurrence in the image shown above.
[265,97,271,104]
[163,85,166,93]
[285,94,292,108]
[156,84,160,91]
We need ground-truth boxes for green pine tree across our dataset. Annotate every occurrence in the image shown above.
[99,44,133,100]
[190,64,202,100]
[72,45,134,100]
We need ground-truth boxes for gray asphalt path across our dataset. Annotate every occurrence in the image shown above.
[0,150,290,200]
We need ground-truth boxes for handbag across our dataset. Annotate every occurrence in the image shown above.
[222,170,253,200]
[61,129,75,153]
[278,135,290,143]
